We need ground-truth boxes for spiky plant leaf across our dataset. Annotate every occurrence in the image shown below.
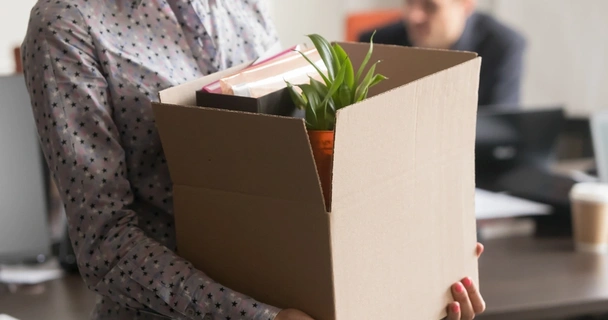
[308,34,340,80]
[322,57,347,106]
[286,81,307,108]
[285,31,388,130]
[296,50,331,86]
[354,60,381,103]
[309,77,329,98]
[338,84,352,107]
[298,84,321,129]
[369,74,388,88]
[333,43,355,89]
[355,30,376,81]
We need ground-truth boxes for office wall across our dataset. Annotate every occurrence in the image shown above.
[489,0,608,117]
[268,0,344,48]
[4,1,606,117]
[268,0,403,48]
[346,0,401,12]
[0,0,37,74]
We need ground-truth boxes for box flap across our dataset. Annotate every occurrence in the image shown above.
[173,185,335,320]
[329,53,481,319]
[151,103,325,206]
[338,42,477,96]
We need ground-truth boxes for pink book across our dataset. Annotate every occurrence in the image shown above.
[201,44,306,94]
[219,48,324,98]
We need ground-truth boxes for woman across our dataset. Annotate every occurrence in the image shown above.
[21,0,486,319]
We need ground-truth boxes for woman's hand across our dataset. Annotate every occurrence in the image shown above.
[276,244,486,320]
[275,309,314,320]
[446,243,486,320]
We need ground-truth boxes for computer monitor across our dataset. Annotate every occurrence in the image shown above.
[475,107,566,190]
[0,75,51,264]
[591,109,608,183]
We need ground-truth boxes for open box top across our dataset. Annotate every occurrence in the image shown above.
[154,42,479,213]
[152,42,481,319]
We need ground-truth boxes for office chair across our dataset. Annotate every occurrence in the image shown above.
[344,8,403,42]
[14,47,23,73]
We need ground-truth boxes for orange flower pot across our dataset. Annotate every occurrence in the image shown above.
[307,130,335,210]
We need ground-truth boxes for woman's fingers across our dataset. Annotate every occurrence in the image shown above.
[452,282,475,319]
[463,277,486,314]
[476,243,484,258]
[446,301,461,320]
[446,243,485,320]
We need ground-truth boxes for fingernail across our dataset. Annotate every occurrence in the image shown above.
[454,283,464,293]
[463,277,472,287]
[452,303,460,313]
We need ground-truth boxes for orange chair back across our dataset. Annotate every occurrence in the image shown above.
[14,47,23,73]
[345,8,403,42]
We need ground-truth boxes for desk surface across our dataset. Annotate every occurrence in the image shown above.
[0,273,96,320]
[478,236,608,320]
[2,237,608,320]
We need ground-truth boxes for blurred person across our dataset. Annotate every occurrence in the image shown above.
[359,0,527,108]
[21,0,486,319]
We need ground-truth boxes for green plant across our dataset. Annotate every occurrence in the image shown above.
[286,32,388,131]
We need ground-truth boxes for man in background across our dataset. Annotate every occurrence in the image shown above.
[359,0,526,108]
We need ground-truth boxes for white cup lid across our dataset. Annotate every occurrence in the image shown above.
[570,182,608,204]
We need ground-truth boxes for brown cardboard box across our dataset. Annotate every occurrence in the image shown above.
[152,42,481,320]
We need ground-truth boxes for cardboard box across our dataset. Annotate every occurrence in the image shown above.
[152,42,481,320]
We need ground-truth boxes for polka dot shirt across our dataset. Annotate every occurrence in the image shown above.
[21,0,281,319]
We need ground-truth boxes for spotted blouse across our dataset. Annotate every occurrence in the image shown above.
[21,0,282,319]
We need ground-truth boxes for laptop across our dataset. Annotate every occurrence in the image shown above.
[475,107,566,191]
[590,109,608,183]
[474,107,576,235]
[0,75,51,264]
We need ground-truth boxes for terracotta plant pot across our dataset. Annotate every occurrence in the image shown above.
[307,130,335,210]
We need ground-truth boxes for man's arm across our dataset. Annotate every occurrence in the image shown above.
[21,4,280,320]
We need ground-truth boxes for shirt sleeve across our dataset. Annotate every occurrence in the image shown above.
[21,4,280,320]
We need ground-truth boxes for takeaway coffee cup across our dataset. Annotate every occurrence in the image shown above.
[570,182,608,253]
